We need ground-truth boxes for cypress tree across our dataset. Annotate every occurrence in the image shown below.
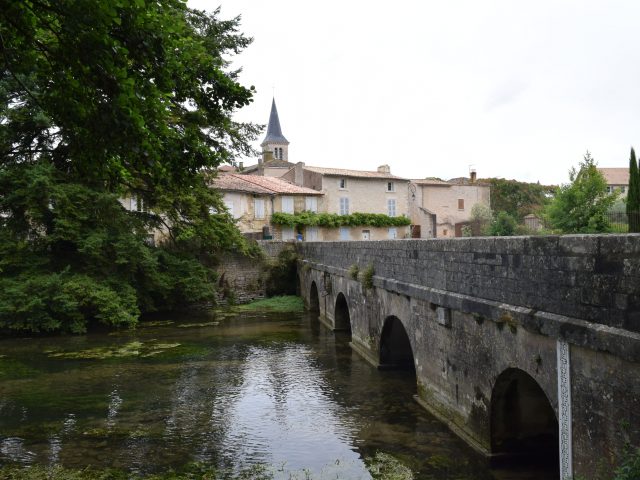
[627,147,640,232]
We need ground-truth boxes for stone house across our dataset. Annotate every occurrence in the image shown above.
[598,168,629,197]
[409,172,491,238]
[282,163,411,240]
[211,173,323,240]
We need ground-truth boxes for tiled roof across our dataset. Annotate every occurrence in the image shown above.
[303,166,407,180]
[447,177,490,186]
[411,177,489,186]
[598,168,629,186]
[212,174,273,194]
[241,159,295,173]
[411,178,451,186]
[212,174,321,195]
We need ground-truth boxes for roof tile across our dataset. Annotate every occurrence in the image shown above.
[212,174,321,195]
[598,168,629,185]
[303,166,407,180]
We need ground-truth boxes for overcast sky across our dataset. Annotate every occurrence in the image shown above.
[188,0,640,185]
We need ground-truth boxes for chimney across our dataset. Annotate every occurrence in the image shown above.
[294,162,305,186]
[238,161,244,171]
[377,164,391,174]
[262,149,274,164]
[470,169,477,183]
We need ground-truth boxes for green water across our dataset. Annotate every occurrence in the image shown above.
[0,310,553,479]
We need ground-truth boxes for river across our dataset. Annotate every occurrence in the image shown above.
[0,308,555,479]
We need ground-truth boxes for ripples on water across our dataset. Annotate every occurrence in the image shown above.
[0,311,550,479]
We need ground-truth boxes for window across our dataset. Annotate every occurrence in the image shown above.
[339,227,350,241]
[339,197,350,215]
[281,227,295,241]
[362,230,370,240]
[387,198,397,217]
[388,227,397,239]
[387,182,395,192]
[224,199,235,217]
[129,195,147,212]
[339,178,347,189]
[254,198,265,219]
[458,199,465,210]
[281,196,294,214]
[621,186,626,193]
[607,186,612,193]
[305,196,318,212]
[306,227,318,241]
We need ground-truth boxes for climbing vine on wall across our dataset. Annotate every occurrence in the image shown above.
[271,212,411,228]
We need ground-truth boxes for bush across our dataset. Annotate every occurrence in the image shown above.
[264,247,298,296]
[488,211,517,236]
[360,264,375,289]
[348,264,360,280]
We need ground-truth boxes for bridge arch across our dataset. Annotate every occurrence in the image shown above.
[309,281,320,314]
[379,316,415,371]
[490,368,558,469]
[334,292,351,332]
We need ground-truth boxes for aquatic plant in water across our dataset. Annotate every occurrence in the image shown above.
[47,341,181,360]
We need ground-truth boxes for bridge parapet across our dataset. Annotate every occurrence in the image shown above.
[298,235,640,360]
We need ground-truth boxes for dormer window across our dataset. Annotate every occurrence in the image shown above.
[387,182,395,192]
[339,178,347,189]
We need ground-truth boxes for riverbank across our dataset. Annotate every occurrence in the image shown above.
[231,295,303,313]
[0,452,415,480]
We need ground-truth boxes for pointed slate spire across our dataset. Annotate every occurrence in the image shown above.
[261,98,289,146]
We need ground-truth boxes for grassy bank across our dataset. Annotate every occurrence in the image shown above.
[233,295,304,313]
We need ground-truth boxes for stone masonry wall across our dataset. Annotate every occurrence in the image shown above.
[297,235,640,335]
[215,241,288,304]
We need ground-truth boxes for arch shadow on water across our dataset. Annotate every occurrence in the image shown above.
[490,368,559,476]
[379,316,416,374]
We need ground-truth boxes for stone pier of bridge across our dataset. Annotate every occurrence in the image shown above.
[295,235,640,479]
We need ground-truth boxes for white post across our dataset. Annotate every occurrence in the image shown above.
[557,339,573,479]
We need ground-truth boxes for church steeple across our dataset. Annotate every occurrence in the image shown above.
[261,98,289,162]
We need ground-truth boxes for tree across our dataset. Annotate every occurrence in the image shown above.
[482,178,556,221]
[469,203,493,235]
[544,152,617,233]
[488,211,517,236]
[0,1,260,332]
[626,147,640,232]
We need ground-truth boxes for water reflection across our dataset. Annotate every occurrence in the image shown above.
[0,310,544,479]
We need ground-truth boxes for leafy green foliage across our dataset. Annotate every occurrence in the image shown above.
[348,264,360,280]
[544,152,617,233]
[469,203,493,235]
[264,247,298,297]
[488,211,517,236]
[0,1,259,332]
[360,264,375,289]
[626,147,640,232]
[272,211,411,228]
[614,447,640,480]
[482,178,555,221]
[234,295,304,313]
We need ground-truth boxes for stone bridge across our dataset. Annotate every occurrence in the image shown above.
[295,235,640,479]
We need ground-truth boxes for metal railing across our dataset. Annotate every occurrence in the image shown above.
[605,212,640,233]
